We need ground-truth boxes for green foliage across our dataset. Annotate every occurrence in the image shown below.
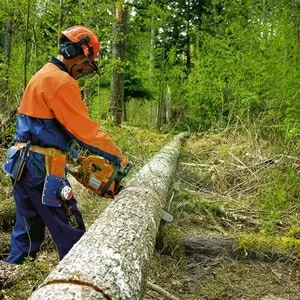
[156,223,185,259]
[237,233,300,257]
[0,0,299,137]
[2,257,58,299]
[124,66,153,102]
[257,164,300,227]
[174,190,223,217]
[287,227,300,240]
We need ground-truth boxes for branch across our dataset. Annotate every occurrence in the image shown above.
[146,282,180,300]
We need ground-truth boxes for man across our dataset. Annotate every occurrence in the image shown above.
[3,25,128,264]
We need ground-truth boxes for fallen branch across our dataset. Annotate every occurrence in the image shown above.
[146,282,180,300]
[245,152,300,165]
[221,210,261,227]
[179,162,212,168]
[182,186,232,201]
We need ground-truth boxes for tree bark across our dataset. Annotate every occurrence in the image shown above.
[0,19,13,109]
[109,1,128,126]
[28,133,188,300]
[156,49,166,131]
[23,0,31,90]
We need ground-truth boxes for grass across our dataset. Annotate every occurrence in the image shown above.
[1,125,300,299]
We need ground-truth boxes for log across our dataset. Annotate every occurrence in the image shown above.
[28,133,188,300]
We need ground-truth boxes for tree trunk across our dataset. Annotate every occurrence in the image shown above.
[24,0,31,90]
[0,19,13,110]
[32,25,39,72]
[109,1,128,126]
[185,0,191,73]
[156,81,166,131]
[156,48,166,131]
[123,100,127,121]
[28,133,188,300]
[58,0,64,47]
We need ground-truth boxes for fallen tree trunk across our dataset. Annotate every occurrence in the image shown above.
[29,133,188,300]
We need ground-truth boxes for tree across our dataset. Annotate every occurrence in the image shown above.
[109,0,128,126]
[0,19,13,109]
[123,66,152,121]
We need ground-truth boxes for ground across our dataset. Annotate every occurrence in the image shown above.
[145,132,300,300]
[0,129,300,299]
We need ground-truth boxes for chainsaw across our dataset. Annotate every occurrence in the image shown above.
[68,155,132,199]
[67,154,174,223]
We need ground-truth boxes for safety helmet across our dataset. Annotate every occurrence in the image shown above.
[60,25,100,78]
[61,25,100,59]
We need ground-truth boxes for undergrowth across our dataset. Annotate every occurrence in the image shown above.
[1,125,300,299]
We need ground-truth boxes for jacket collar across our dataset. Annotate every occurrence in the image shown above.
[49,57,69,74]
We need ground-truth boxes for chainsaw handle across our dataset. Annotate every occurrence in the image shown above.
[118,162,133,178]
[124,162,133,175]
[77,155,85,163]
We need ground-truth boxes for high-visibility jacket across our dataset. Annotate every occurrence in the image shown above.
[15,57,127,186]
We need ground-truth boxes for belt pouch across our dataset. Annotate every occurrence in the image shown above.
[42,174,72,207]
[2,142,30,180]
[49,155,67,177]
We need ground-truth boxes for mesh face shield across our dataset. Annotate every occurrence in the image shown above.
[74,54,100,79]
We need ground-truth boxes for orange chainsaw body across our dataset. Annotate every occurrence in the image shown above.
[69,155,117,198]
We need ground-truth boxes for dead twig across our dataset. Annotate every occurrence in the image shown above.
[146,281,181,300]
[221,210,261,227]
[179,162,212,168]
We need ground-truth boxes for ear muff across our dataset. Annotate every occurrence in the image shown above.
[60,36,91,59]
[60,42,82,59]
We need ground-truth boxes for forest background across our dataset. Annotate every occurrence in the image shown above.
[0,0,299,145]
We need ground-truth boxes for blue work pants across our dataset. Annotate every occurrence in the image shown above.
[5,181,85,264]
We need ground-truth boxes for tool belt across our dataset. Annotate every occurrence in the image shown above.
[15,142,72,208]
[15,142,67,177]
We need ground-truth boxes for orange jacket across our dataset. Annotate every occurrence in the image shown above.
[17,58,127,166]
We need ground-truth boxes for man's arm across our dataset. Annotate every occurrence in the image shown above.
[49,80,128,166]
